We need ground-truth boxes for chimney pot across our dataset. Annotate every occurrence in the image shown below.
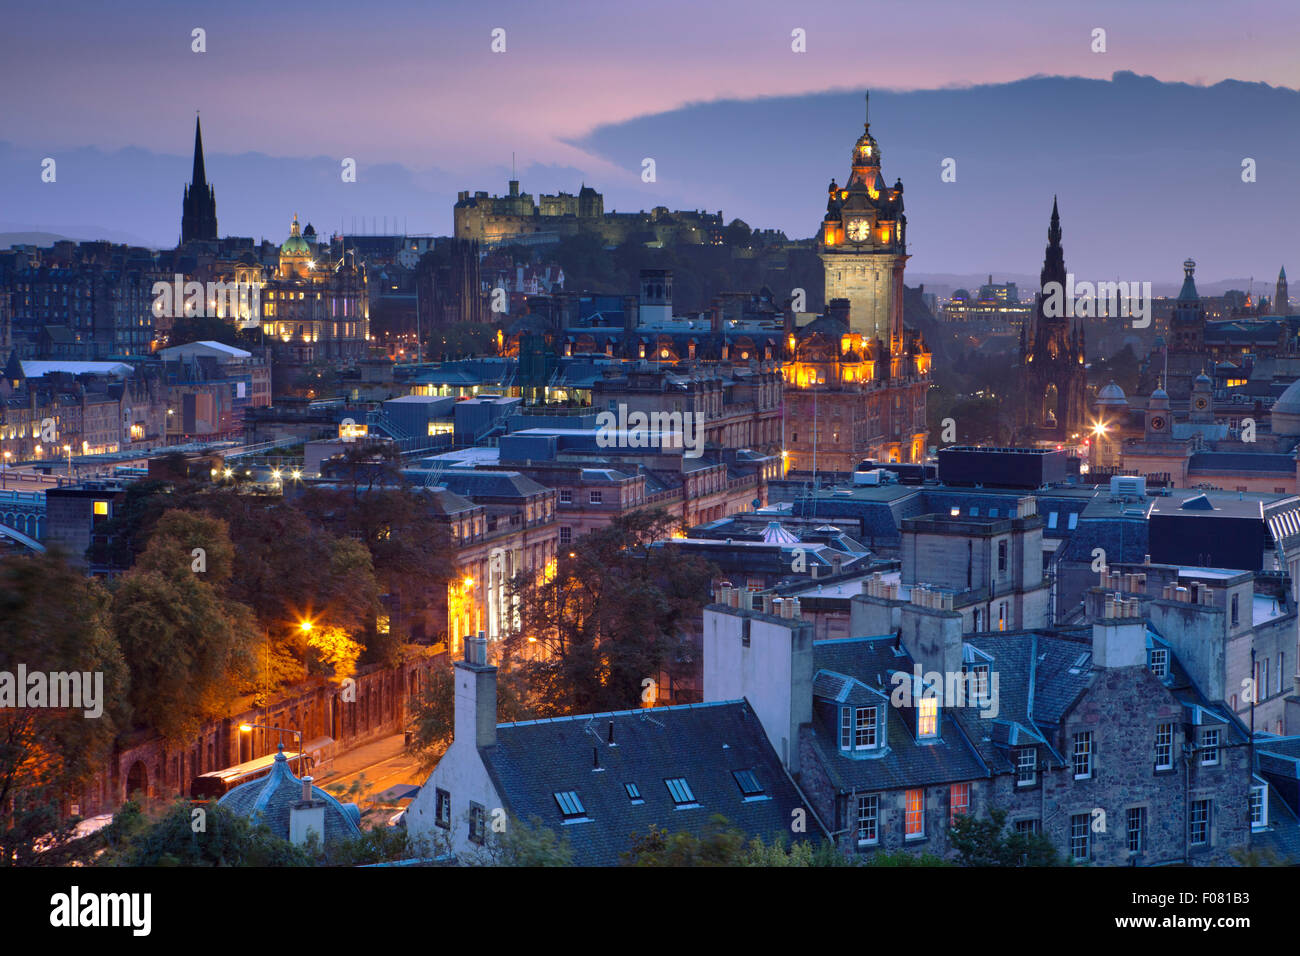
[302,775,313,803]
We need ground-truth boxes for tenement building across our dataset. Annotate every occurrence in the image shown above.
[704,586,1293,864]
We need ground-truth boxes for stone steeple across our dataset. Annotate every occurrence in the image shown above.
[181,114,218,244]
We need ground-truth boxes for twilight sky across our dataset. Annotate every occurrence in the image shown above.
[2,0,1298,282]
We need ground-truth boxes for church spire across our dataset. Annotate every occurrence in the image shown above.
[180,112,218,245]
[192,114,207,189]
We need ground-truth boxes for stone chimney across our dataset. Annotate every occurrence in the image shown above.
[899,600,963,678]
[289,774,325,846]
[1091,599,1146,668]
[456,630,498,750]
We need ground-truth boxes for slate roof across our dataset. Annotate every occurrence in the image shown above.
[805,636,990,792]
[219,748,362,848]
[1250,736,1300,863]
[1189,452,1296,475]
[437,469,549,500]
[483,701,816,866]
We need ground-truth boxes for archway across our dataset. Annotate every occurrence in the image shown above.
[126,761,148,801]
[1042,384,1059,425]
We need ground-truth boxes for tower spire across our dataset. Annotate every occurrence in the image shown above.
[192,113,207,189]
[864,90,870,128]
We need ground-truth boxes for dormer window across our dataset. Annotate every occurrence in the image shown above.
[854,707,878,750]
[1250,785,1268,830]
[962,663,991,704]
[1015,747,1037,787]
[1200,729,1220,766]
[918,698,938,738]
[1148,648,1169,679]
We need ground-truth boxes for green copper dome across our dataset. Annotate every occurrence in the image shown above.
[280,213,312,257]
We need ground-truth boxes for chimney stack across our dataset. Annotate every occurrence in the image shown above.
[455,629,498,750]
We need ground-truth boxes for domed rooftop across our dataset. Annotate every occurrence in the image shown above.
[1195,371,1213,386]
[1096,381,1128,406]
[218,746,362,848]
[1272,378,1300,437]
[280,214,312,258]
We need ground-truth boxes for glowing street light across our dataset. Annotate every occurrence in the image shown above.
[238,721,305,774]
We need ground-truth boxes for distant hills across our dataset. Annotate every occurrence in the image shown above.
[2,71,1294,280]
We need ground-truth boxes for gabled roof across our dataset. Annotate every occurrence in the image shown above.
[483,700,816,865]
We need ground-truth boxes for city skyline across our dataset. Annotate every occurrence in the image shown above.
[2,0,1299,277]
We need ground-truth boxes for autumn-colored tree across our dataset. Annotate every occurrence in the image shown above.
[0,551,128,865]
[503,508,716,715]
[297,487,450,660]
[110,510,259,742]
[406,658,535,773]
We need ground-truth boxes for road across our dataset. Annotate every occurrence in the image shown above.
[312,733,426,817]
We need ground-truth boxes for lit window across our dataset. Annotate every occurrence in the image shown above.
[1073,732,1093,779]
[856,794,879,845]
[93,500,108,516]
[949,783,970,824]
[1154,723,1174,771]
[1200,728,1220,766]
[918,697,938,738]
[904,788,924,838]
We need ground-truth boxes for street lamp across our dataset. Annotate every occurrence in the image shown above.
[62,444,72,481]
[1,450,10,490]
[238,721,305,775]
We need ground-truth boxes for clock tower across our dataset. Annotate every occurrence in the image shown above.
[783,97,931,470]
[818,92,907,345]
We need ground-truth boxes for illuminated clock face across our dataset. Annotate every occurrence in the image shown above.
[1194,397,1208,410]
[1150,415,1166,431]
[847,218,871,242]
